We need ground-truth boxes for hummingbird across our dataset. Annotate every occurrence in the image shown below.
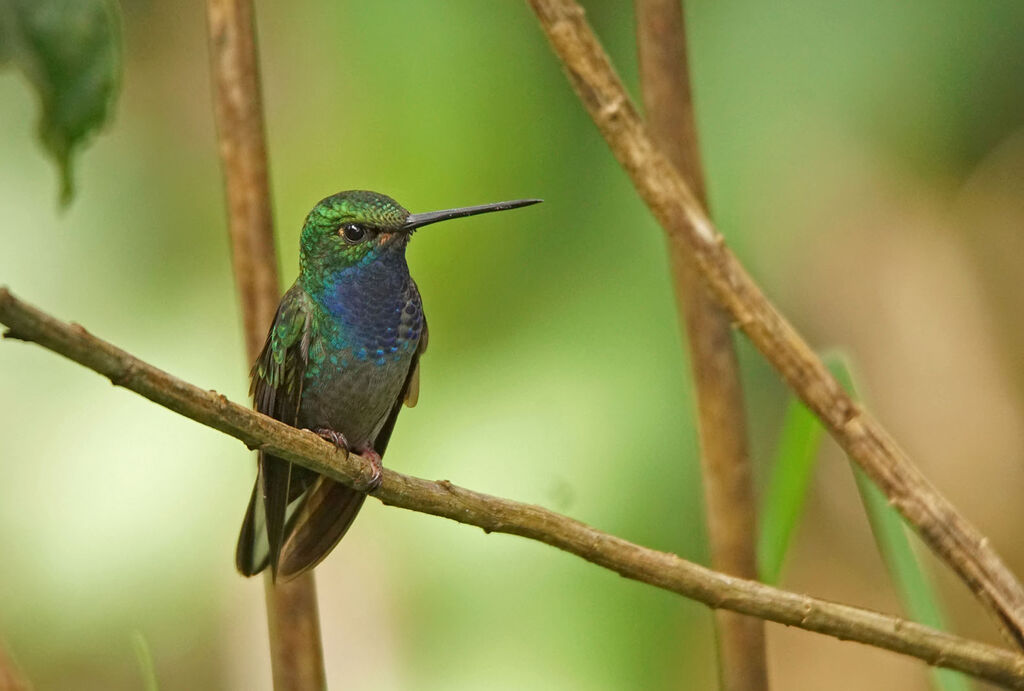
[235,190,541,581]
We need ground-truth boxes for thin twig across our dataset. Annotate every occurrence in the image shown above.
[525,0,1024,648]
[3,290,1024,688]
[205,0,326,687]
[635,2,767,689]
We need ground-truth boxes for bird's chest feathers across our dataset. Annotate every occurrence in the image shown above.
[312,255,423,365]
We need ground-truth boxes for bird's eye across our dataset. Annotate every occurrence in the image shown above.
[340,223,366,244]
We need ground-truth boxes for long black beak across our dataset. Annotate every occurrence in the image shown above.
[402,198,542,231]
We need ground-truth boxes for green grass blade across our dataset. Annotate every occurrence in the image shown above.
[833,355,970,691]
[758,393,825,585]
[851,468,971,691]
[758,352,970,689]
[132,631,160,691]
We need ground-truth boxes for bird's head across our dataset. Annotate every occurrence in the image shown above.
[298,189,541,278]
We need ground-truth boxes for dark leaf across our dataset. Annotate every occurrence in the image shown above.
[0,0,121,205]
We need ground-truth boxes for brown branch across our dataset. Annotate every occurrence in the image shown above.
[635,3,767,690]
[207,0,280,359]
[205,0,325,687]
[525,0,1024,648]
[4,290,1024,688]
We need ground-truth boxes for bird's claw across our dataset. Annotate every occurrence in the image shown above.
[307,428,381,493]
[355,451,383,493]
[310,427,349,453]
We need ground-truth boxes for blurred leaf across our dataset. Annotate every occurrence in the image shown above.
[834,357,971,691]
[851,466,971,691]
[759,353,853,583]
[131,631,159,691]
[757,385,825,584]
[0,0,121,205]
[760,353,969,688]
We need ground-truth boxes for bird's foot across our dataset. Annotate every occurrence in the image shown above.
[311,427,350,453]
[308,428,382,493]
[353,450,383,494]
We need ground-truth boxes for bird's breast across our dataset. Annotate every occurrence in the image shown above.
[315,253,423,357]
[299,270,424,448]
[320,282,423,363]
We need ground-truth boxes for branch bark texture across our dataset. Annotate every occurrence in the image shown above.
[206,0,325,687]
[635,2,767,689]
[3,289,1024,688]
[525,0,1024,648]
[207,0,280,358]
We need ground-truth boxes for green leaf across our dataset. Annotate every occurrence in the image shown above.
[852,467,971,690]
[0,0,121,205]
[757,389,825,584]
[834,357,971,691]
[761,353,970,688]
[132,631,160,691]
[759,352,852,583]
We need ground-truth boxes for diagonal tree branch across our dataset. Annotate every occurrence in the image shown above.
[524,0,1024,648]
[635,2,767,689]
[4,289,1024,688]
[205,0,325,687]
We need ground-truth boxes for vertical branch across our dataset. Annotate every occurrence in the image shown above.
[206,1,327,688]
[206,0,279,359]
[635,2,768,689]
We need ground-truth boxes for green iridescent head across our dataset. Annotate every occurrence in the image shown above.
[298,189,542,278]
[299,190,410,273]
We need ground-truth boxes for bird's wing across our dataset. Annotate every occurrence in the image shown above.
[235,284,314,577]
[374,289,428,456]
[402,315,428,408]
[250,283,314,422]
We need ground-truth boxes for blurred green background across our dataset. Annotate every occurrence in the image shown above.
[2,1,1024,688]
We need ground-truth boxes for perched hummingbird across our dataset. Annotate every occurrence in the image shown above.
[236,190,540,580]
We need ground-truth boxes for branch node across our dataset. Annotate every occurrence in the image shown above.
[110,361,139,388]
[800,601,814,626]
[599,95,626,124]
[208,391,231,413]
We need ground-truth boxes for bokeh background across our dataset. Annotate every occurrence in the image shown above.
[2,1,1024,688]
